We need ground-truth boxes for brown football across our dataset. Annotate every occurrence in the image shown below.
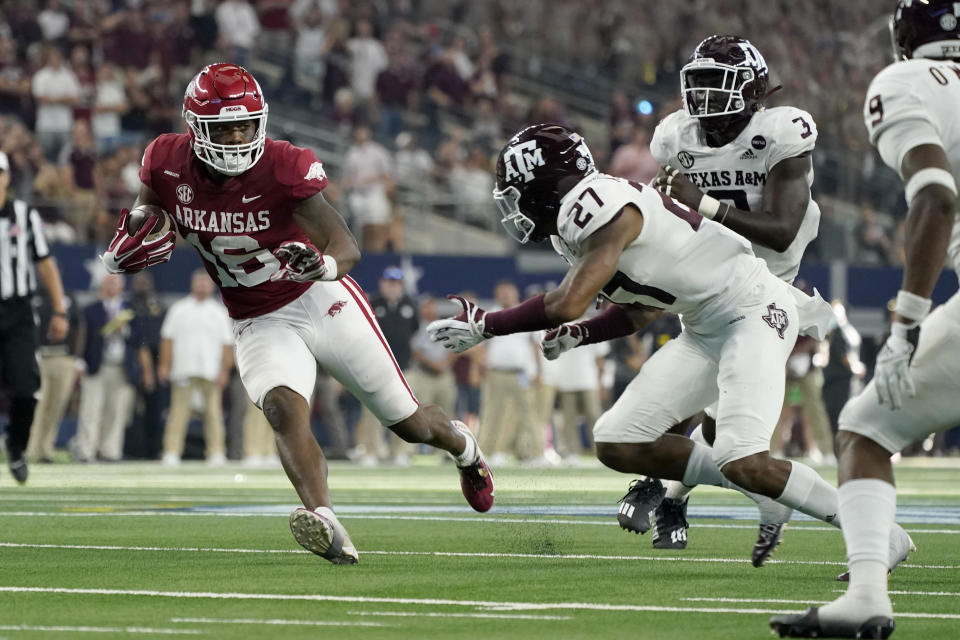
[128,204,171,236]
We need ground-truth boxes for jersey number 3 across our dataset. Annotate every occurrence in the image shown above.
[184,233,281,287]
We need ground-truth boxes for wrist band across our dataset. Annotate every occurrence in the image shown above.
[320,255,339,281]
[716,202,731,225]
[894,289,931,323]
[698,194,720,220]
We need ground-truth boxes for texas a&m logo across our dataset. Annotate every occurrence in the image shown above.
[762,303,789,339]
[502,140,545,183]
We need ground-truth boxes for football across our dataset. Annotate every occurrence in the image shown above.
[127,204,173,239]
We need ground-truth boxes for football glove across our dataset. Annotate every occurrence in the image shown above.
[541,323,586,360]
[874,321,920,410]
[427,295,490,353]
[270,241,332,282]
[101,208,175,274]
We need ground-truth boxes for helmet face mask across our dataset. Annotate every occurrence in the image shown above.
[681,36,769,134]
[182,63,268,177]
[493,124,596,244]
[891,0,960,61]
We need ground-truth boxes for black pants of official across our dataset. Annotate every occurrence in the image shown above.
[0,298,40,456]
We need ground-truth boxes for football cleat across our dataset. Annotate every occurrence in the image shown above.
[837,525,916,582]
[752,522,786,567]
[617,477,666,534]
[289,507,358,565]
[652,496,689,549]
[770,607,894,639]
[3,438,27,485]
[452,422,495,512]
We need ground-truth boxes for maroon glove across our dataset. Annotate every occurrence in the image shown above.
[101,208,175,274]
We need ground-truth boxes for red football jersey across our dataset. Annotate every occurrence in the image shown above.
[140,134,328,318]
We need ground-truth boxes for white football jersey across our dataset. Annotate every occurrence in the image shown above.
[863,58,960,274]
[650,107,821,283]
[551,173,767,331]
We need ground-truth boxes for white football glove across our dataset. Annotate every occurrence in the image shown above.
[541,323,586,360]
[427,295,490,353]
[874,321,919,410]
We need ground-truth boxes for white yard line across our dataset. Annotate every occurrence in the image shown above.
[0,624,200,635]
[344,610,571,621]
[3,586,960,622]
[170,617,387,628]
[1,540,957,570]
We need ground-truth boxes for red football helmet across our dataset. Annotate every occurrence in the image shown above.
[182,63,268,176]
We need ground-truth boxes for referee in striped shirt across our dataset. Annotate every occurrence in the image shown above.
[0,150,68,484]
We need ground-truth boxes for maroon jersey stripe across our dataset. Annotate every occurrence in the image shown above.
[340,276,419,406]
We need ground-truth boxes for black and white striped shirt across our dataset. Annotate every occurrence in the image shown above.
[0,199,50,301]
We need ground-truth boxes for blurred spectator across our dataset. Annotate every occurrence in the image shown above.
[69,44,95,123]
[241,398,278,467]
[550,331,608,464]
[320,19,351,104]
[59,120,100,243]
[607,126,659,184]
[215,0,261,68]
[311,370,351,460]
[343,125,394,251]
[0,36,31,122]
[31,45,79,161]
[124,272,167,460]
[855,203,895,265]
[375,52,418,142]
[91,63,128,155]
[37,0,70,45]
[393,131,434,193]
[157,270,233,466]
[352,266,419,465]
[72,273,134,463]
[822,301,864,434]
[292,3,326,93]
[25,287,82,463]
[408,297,458,417]
[774,334,834,462]
[324,87,363,132]
[348,19,388,103]
[478,280,541,465]
[449,146,494,225]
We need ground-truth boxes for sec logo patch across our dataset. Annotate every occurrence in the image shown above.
[177,184,194,204]
[677,151,695,169]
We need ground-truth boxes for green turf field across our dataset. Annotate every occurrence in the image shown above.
[2,458,959,639]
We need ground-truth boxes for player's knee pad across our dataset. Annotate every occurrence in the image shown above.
[593,410,662,444]
[711,429,769,471]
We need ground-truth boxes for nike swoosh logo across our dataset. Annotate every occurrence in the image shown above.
[241,194,262,203]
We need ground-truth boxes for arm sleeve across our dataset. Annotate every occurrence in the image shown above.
[875,119,943,176]
[556,177,638,248]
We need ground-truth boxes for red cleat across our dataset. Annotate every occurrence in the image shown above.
[458,457,495,512]
[452,421,494,512]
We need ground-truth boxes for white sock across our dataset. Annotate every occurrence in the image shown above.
[452,422,478,466]
[818,479,895,623]
[776,460,842,528]
[682,441,729,488]
[666,425,707,500]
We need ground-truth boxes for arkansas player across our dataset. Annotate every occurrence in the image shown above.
[101,63,493,564]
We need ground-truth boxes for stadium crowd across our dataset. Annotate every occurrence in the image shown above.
[3,0,956,467]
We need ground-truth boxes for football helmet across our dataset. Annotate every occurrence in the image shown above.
[182,63,268,176]
[891,0,960,60]
[680,35,769,135]
[493,123,596,244]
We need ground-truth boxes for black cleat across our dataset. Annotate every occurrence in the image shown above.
[617,477,666,534]
[4,439,27,485]
[652,496,689,549]
[770,607,895,638]
[752,522,786,567]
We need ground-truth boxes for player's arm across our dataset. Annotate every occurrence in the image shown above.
[541,301,661,361]
[895,144,957,318]
[275,192,361,281]
[653,155,810,252]
[873,143,957,409]
[428,206,645,353]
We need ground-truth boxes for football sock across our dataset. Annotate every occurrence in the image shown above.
[665,425,706,500]
[818,479,895,624]
[681,441,729,488]
[776,461,842,529]
[452,422,478,466]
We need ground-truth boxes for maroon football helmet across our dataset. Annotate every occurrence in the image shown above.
[182,63,268,176]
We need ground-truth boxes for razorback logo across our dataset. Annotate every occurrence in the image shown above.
[304,162,326,182]
[327,300,348,317]
[761,303,789,339]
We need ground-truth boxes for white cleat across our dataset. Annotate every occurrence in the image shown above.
[837,523,916,582]
[289,506,359,565]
